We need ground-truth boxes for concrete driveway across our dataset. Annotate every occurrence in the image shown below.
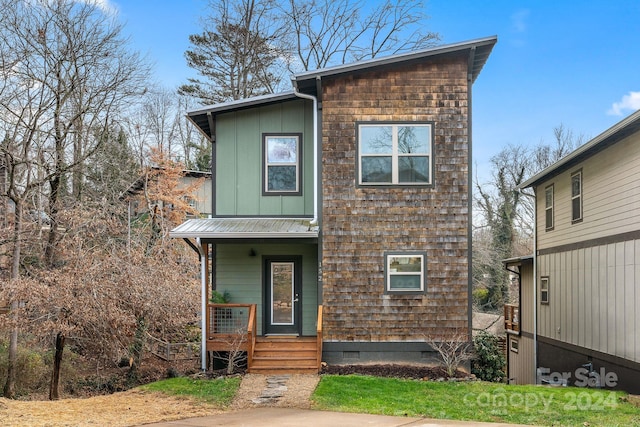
[141,407,532,427]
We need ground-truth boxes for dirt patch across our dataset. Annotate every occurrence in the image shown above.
[230,374,320,410]
[0,389,223,427]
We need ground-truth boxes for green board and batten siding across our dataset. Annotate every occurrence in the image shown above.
[215,243,319,336]
[215,99,315,216]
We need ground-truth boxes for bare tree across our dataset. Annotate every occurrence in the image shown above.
[426,332,474,378]
[137,148,204,253]
[180,0,287,105]
[175,93,212,171]
[473,125,585,310]
[181,0,439,104]
[280,0,440,72]
[0,0,148,397]
[0,198,201,399]
[211,326,248,375]
[141,87,178,155]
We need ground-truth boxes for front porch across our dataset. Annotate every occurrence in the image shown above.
[504,303,520,334]
[206,303,323,374]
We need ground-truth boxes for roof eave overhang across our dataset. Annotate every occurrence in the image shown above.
[183,36,497,136]
[502,255,534,266]
[169,231,319,239]
[519,109,640,190]
[186,92,299,139]
[293,35,497,96]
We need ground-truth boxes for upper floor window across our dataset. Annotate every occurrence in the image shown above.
[545,185,554,231]
[358,123,433,185]
[384,252,427,294]
[263,134,302,196]
[571,170,582,223]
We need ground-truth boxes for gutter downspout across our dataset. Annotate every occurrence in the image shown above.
[292,82,319,224]
[195,237,207,371]
[532,191,538,383]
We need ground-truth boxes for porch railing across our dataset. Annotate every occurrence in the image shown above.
[206,303,322,372]
[247,304,257,368]
[504,303,520,334]
[316,305,323,370]
[206,304,256,354]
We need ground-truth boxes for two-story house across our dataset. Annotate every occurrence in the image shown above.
[170,36,497,373]
[506,109,640,393]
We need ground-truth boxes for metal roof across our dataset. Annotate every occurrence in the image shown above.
[293,36,497,96]
[169,217,319,240]
[186,36,497,140]
[186,92,299,140]
[502,255,534,266]
[519,108,640,189]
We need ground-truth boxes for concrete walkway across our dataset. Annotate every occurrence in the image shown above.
[141,407,532,427]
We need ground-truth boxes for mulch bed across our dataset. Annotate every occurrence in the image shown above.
[320,364,470,380]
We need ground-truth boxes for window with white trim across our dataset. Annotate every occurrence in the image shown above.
[385,252,426,293]
[263,134,302,195]
[571,170,582,222]
[358,123,432,185]
[540,276,549,304]
[510,337,519,353]
[545,185,554,231]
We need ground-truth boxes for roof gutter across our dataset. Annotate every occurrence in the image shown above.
[172,231,319,239]
[519,108,640,189]
[292,79,319,226]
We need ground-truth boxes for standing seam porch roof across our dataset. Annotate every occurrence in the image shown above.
[169,218,319,239]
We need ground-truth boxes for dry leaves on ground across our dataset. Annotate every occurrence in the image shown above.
[0,389,223,427]
[0,373,320,427]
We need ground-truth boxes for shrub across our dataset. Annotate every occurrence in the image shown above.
[210,290,231,303]
[0,341,49,396]
[471,331,505,382]
[472,288,489,307]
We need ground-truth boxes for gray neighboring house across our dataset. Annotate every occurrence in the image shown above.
[506,109,640,393]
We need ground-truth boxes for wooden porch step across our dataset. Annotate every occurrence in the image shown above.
[248,336,319,374]
[249,367,319,375]
[252,356,317,366]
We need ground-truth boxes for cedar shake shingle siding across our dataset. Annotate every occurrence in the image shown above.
[321,55,470,342]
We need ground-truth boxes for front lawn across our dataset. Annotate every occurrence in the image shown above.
[140,376,240,407]
[312,375,640,426]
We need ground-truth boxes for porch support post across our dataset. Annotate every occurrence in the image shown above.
[197,238,208,371]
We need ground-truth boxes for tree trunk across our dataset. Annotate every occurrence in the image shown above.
[3,317,18,399]
[72,115,84,201]
[145,206,162,256]
[44,173,61,266]
[49,332,66,400]
[127,316,147,386]
[4,200,23,398]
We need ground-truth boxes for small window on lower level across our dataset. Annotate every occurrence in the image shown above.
[384,252,426,293]
[540,276,550,304]
[510,337,519,353]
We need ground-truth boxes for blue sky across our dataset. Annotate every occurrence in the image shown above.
[110,0,640,181]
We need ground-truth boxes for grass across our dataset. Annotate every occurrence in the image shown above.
[311,375,640,426]
[140,376,241,407]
